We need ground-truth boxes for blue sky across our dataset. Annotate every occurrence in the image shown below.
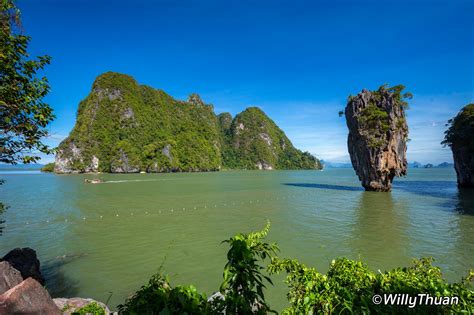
[19,0,473,164]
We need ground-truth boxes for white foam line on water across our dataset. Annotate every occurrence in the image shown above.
[9,194,303,227]
[100,179,177,184]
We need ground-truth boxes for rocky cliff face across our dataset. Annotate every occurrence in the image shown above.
[56,72,321,173]
[442,103,474,187]
[345,85,410,191]
[219,107,322,170]
[55,72,221,173]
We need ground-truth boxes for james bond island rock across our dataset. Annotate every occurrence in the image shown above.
[345,85,411,191]
[442,103,474,187]
[218,107,322,170]
[56,72,321,173]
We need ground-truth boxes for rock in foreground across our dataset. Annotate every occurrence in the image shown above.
[442,103,474,187]
[0,278,61,315]
[2,247,44,285]
[0,262,22,294]
[53,297,109,314]
[345,85,410,191]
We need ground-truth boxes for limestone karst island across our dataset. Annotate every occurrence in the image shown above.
[0,0,473,314]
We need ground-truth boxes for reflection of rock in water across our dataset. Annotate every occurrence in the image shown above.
[351,192,409,269]
[42,253,87,297]
[451,189,474,281]
[455,188,474,215]
[0,203,5,236]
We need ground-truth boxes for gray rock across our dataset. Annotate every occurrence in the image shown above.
[110,149,140,173]
[0,278,61,315]
[162,144,172,159]
[55,142,100,174]
[53,297,110,314]
[187,93,205,106]
[452,146,474,187]
[122,107,134,120]
[0,262,22,295]
[54,142,82,174]
[2,248,44,285]
[256,161,273,170]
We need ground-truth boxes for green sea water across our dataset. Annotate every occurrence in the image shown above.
[0,168,473,311]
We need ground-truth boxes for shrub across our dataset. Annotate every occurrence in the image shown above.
[117,274,210,314]
[268,257,474,314]
[117,223,473,314]
[118,222,278,314]
[220,220,279,314]
[73,301,106,315]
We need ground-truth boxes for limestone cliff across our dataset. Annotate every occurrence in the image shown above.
[219,107,322,170]
[345,85,410,191]
[442,103,474,187]
[55,72,321,173]
[55,72,221,173]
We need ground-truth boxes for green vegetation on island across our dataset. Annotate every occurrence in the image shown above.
[442,103,474,155]
[118,223,474,314]
[349,84,411,149]
[40,162,55,172]
[219,107,321,170]
[345,84,410,191]
[442,103,474,187]
[55,72,321,173]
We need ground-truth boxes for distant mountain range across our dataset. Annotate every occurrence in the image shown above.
[320,161,353,168]
[0,163,44,171]
[408,161,454,169]
[321,160,454,169]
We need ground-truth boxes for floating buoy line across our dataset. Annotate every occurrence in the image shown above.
[3,190,323,229]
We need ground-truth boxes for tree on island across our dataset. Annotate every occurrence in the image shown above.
[442,103,474,187]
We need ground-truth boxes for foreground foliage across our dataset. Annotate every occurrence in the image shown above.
[72,301,107,315]
[269,257,473,314]
[117,223,473,314]
[118,222,277,314]
[220,221,278,314]
[0,0,55,164]
[117,274,210,314]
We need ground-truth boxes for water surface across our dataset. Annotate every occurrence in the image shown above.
[0,169,473,310]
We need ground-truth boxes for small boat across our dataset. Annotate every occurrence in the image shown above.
[84,179,104,184]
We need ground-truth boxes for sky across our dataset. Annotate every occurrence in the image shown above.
[18,0,474,164]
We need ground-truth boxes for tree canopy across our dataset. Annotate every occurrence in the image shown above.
[0,0,55,164]
[442,103,474,152]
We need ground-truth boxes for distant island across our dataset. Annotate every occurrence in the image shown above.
[409,162,454,169]
[54,72,322,173]
[0,164,44,171]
